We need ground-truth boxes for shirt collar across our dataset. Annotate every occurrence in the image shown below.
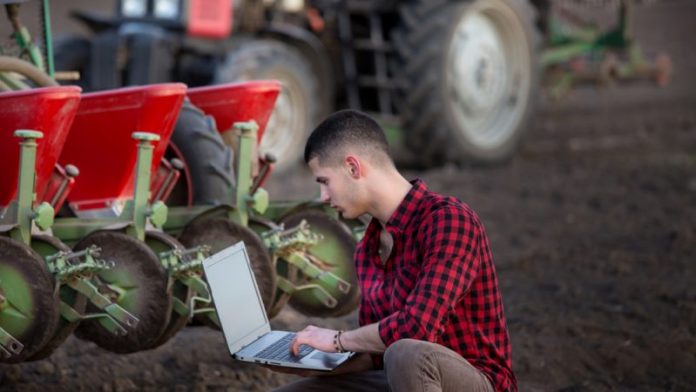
[383,179,427,234]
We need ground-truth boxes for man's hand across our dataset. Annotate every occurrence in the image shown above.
[290,325,337,355]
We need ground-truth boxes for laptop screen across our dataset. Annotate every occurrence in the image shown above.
[204,243,268,348]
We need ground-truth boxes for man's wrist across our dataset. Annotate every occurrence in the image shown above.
[340,323,388,354]
[333,330,347,353]
[337,330,347,352]
[340,329,355,352]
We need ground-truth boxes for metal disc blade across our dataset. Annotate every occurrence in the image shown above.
[280,209,360,318]
[144,230,194,349]
[179,217,277,314]
[73,231,172,353]
[248,217,295,319]
[27,235,88,361]
[0,236,60,363]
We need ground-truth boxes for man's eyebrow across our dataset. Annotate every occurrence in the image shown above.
[315,177,327,183]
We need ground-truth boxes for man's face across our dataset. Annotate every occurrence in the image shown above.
[308,157,362,219]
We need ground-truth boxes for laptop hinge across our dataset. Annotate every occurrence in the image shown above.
[237,331,271,354]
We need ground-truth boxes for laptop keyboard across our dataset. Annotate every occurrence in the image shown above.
[254,334,313,363]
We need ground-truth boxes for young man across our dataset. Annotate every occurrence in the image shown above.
[270,110,516,392]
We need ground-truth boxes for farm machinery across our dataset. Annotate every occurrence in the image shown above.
[52,0,671,171]
[0,0,361,363]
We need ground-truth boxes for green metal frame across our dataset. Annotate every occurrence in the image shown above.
[8,130,54,245]
[0,269,26,358]
[0,129,144,356]
[260,220,352,308]
[231,121,269,226]
[12,131,142,336]
[2,2,54,75]
[40,0,55,76]
[0,323,24,358]
[0,2,56,90]
[50,132,184,335]
[158,245,213,319]
[43,244,139,334]
[124,132,168,241]
[541,0,667,97]
[46,132,187,339]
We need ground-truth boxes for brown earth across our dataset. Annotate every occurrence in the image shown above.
[2,1,696,391]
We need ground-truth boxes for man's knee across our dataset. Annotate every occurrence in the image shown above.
[384,339,433,372]
[385,339,447,390]
[385,340,492,392]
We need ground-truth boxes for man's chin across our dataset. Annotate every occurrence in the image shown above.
[339,210,358,220]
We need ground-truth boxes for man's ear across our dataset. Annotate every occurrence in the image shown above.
[344,155,361,179]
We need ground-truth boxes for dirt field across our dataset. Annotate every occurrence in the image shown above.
[2,1,696,391]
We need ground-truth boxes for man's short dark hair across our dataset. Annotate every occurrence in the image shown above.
[304,109,392,167]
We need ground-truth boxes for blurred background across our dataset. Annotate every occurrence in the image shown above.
[1,0,695,391]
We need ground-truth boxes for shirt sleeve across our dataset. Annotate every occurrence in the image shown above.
[377,204,481,346]
[355,237,377,328]
[361,298,384,369]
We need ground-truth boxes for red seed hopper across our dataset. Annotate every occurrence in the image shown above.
[187,80,281,143]
[58,83,186,215]
[0,86,82,209]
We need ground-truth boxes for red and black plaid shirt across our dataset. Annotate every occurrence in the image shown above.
[355,179,516,392]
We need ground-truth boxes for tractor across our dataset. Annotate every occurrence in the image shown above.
[52,0,670,172]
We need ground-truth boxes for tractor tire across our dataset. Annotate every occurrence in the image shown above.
[169,99,234,206]
[213,39,321,173]
[52,34,92,90]
[391,0,540,167]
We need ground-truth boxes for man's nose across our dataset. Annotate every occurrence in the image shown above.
[319,187,330,203]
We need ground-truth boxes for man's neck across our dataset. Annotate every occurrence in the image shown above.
[366,172,413,226]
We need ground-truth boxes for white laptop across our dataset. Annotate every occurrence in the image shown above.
[202,241,354,371]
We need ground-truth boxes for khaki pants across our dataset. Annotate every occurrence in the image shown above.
[271,339,494,392]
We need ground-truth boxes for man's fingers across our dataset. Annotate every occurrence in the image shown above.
[291,334,306,356]
[290,326,325,356]
[290,335,299,356]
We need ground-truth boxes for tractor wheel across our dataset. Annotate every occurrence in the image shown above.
[52,34,92,90]
[247,216,298,318]
[73,231,172,353]
[391,0,540,167]
[178,217,277,315]
[0,236,60,363]
[214,39,321,173]
[169,98,234,206]
[280,209,360,318]
[0,55,58,90]
[27,235,88,361]
[143,231,194,349]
